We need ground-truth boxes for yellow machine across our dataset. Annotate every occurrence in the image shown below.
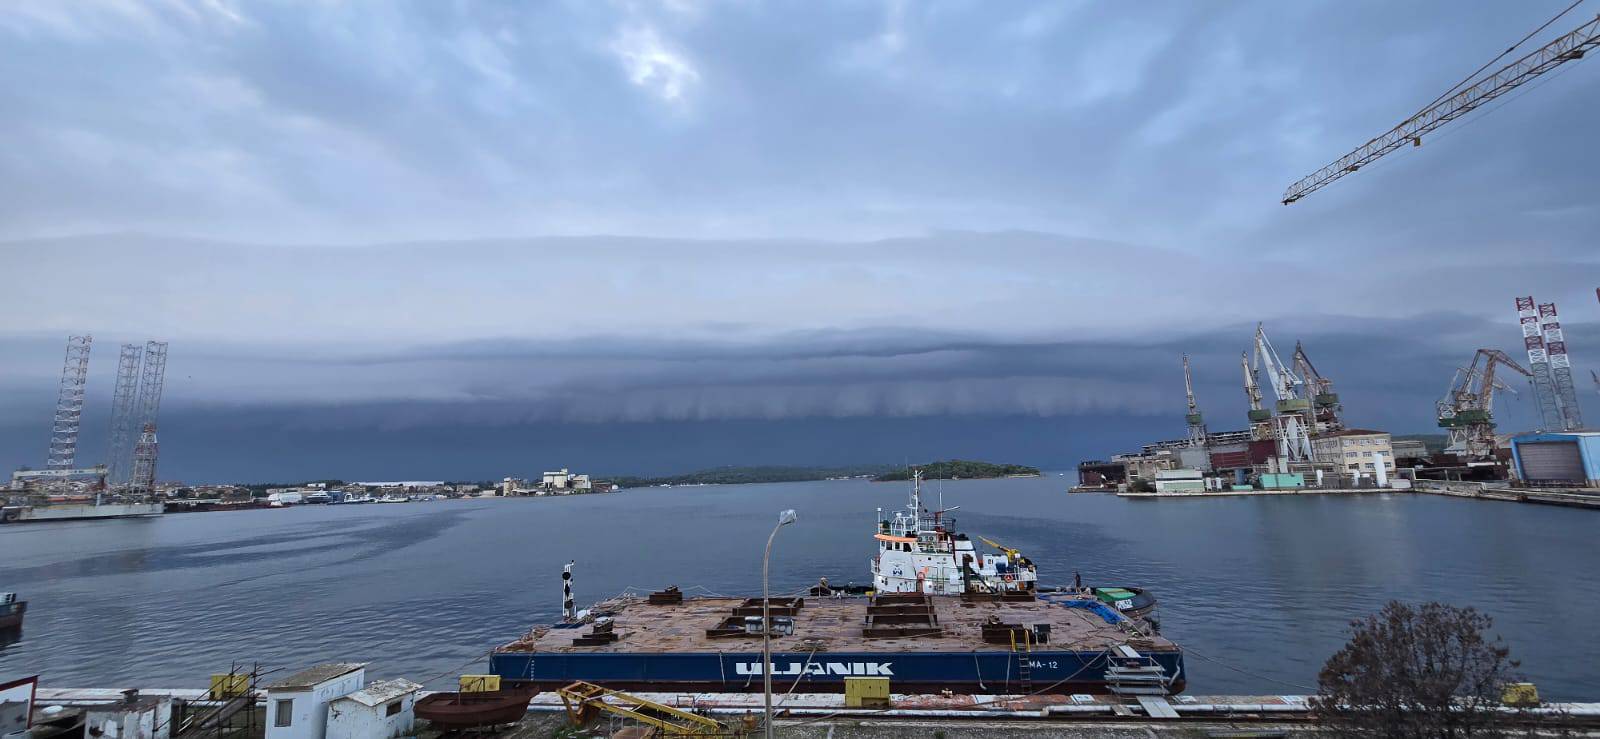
[557,681,743,736]
[458,675,501,692]
[207,673,250,701]
[1502,682,1540,707]
[978,535,1022,562]
[843,677,891,708]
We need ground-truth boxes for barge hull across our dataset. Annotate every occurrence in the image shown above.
[490,649,1184,695]
[1,502,164,523]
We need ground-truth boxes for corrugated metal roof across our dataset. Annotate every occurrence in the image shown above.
[267,663,367,690]
[334,679,420,707]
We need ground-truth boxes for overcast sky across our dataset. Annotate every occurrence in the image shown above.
[2,1,1597,481]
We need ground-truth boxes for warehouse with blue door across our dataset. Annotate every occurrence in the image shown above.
[1510,432,1600,487]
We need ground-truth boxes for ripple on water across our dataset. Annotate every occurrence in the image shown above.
[1,485,1596,699]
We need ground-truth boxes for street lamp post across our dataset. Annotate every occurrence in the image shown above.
[763,508,798,739]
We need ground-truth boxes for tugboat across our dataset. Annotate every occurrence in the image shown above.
[488,472,1183,695]
[869,471,1039,596]
[0,592,25,630]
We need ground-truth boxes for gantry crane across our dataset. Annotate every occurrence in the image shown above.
[1182,354,1208,447]
[1242,351,1271,440]
[1437,349,1533,460]
[1283,10,1600,204]
[1251,325,1314,464]
[1291,341,1344,433]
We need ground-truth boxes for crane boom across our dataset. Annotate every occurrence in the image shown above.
[1252,324,1301,402]
[1182,354,1207,447]
[1242,351,1265,415]
[1283,13,1600,204]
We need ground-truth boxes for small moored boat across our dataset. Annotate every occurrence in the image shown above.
[413,688,538,729]
[1,592,26,630]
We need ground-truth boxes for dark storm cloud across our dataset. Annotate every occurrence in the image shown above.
[3,2,1599,479]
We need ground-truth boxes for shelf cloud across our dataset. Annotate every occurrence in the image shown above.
[2,1,1598,479]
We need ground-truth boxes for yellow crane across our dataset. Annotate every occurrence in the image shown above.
[978,536,1022,561]
[557,681,746,736]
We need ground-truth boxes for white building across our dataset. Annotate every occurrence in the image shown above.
[325,679,421,739]
[541,469,571,489]
[266,663,367,739]
[1153,468,1205,493]
[1312,429,1395,478]
[266,490,305,507]
[83,692,173,739]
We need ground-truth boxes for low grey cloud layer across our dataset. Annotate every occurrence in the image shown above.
[2,1,1598,479]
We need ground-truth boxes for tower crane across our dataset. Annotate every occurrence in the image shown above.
[1292,341,1344,433]
[1182,354,1208,447]
[1283,9,1600,204]
[1252,324,1314,463]
[1437,349,1533,460]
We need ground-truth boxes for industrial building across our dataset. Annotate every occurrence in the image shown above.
[1311,429,1396,478]
[1509,432,1600,488]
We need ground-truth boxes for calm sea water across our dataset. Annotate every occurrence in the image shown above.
[2,476,1596,698]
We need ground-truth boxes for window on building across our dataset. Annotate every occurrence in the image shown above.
[1363,463,1374,470]
[274,700,294,728]
[386,701,402,717]
[1345,452,1357,458]
[1348,464,1359,471]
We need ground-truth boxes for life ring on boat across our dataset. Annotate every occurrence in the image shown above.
[1002,574,1015,582]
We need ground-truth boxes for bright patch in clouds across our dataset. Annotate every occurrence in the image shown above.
[610,26,698,102]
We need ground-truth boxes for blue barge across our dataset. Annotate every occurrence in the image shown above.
[490,593,1184,695]
[492,473,1183,695]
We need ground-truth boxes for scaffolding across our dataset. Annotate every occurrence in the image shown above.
[106,344,144,487]
[129,341,169,495]
[46,335,93,470]
[174,663,265,739]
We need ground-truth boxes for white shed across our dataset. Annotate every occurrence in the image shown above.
[83,691,173,739]
[325,679,421,739]
[265,663,368,739]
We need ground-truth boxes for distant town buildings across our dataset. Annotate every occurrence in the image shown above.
[500,468,614,497]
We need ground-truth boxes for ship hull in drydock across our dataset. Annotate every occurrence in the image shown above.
[490,647,1185,695]
[0,502,164,523]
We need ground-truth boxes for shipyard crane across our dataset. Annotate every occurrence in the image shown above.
[1182,354,1208,447]
[1242,351,1272,440]
[1437,349,1533,460]
[1283,8,1600,204]
[1252,325,1314,463]
[1291,341,1344,433]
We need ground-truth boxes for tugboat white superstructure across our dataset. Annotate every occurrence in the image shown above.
[872,471,1037,595]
